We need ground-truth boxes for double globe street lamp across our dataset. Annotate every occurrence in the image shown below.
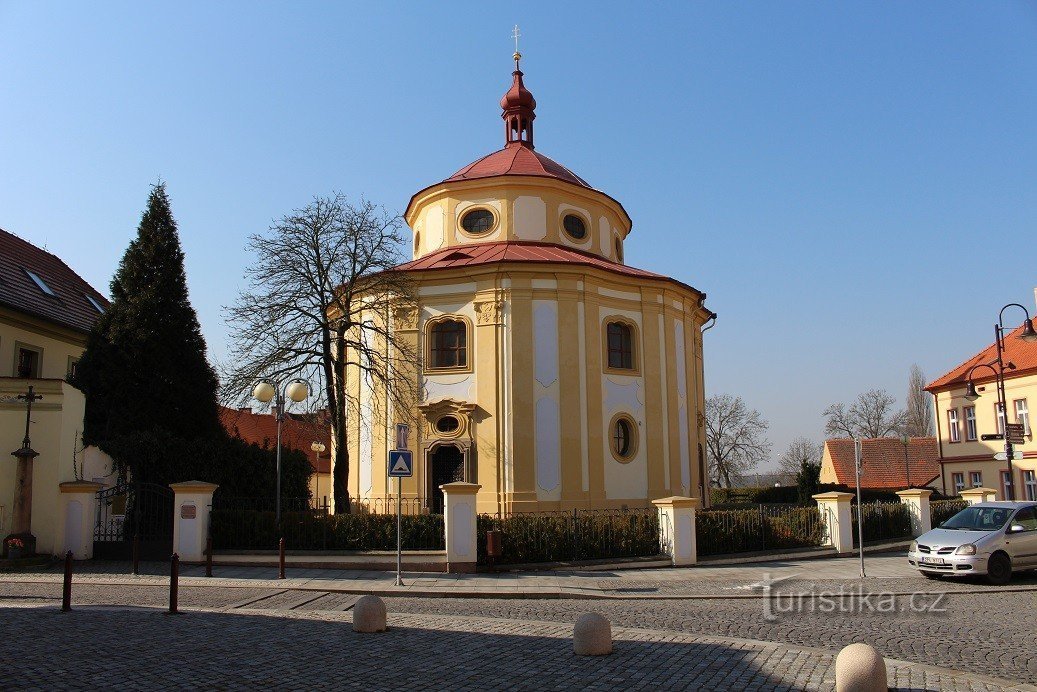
[253,378,310,524]
[962,303,1037,501]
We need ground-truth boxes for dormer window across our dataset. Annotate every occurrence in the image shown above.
[25,269,56,296]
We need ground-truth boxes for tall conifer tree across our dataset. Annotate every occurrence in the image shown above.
[77,183,222,447]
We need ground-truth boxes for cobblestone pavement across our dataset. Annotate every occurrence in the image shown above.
[1,581,1035,687]
[0,603,1028,691]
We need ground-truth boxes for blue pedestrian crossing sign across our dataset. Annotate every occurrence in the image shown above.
[388,450,413,477]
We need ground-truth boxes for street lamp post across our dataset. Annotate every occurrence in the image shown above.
[253,378,311,525]
[899,435,912,489]
[310,441,326,508]
[963,303,1037,501]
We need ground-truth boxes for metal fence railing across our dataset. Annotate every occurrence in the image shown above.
[852,501,912,547]
[208,497,443,552]
[696,504,828,557]
[477,508,659,565]
[351,496,429,516]
[930,499,968,527]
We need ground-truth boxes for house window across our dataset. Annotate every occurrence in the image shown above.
[1014,399,1030,436]
[947,409,960,443]
[964,406,977,441]
[995,402,1006,435]
[1001,470,1013,500]
[970,471,983,488]
[427,318,467,370]
[16,346,41,378]
[952,472,965,494]
[1024,470,1037,501]
[605,321,635,371]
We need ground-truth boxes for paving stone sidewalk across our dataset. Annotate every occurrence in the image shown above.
[4,554,1037,600]
[0,603,1030,691]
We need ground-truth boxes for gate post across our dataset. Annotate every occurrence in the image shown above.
[895,488,933,537]
[813,492,854,555]
[169,481,219,563]
[651,496,699,566]
[960,487,997,505]
[440,482,481,573]
[58,481,104,559]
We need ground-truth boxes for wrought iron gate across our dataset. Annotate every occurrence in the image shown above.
[93,482,174,560]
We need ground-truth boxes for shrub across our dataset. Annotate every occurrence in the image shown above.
[476,511,659,565]
[210,510,444,551]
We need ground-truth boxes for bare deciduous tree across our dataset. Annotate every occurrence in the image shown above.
[704,394,771,488]
[222,194,418,513]
[903,364,935,437]
[777,436,822,478]
[823,388,906,439]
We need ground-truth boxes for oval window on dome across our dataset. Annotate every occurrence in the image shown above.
[435,415,461,435]
[562,214,587,240]
[460,208,495,235]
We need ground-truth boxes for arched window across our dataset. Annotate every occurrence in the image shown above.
[428,318,468,370]
[606,321,634,370]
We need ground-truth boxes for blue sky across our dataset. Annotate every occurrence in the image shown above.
[2,2,1035,469]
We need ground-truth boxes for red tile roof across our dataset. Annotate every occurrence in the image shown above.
[0,227,110,334]
[444,142,591,188]
[926,318,1037,392]
[219,406,331,474]
[824,437,940,489]
[396,241,706,298]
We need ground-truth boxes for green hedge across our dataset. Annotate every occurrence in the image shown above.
[476,512,659,565]
[852,502,912,546]
[710,484,905,508]
[930,499,968,527]
[697,507,826,556]
[211,510,444,551]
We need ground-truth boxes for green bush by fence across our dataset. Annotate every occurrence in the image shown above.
[852,502,912,546]
[709,484,906,508]
[930,499,968,527]
[210,510,444,551]
[476,511,659,565]
[696,506,826,556]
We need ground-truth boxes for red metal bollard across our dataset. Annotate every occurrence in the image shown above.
[168,553,179,614]
[205,537,213,578]
[61,551,73,612]
[278,537,286,580]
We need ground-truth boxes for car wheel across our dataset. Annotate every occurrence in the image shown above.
[986,552,1012,585]
[920,572,942,580]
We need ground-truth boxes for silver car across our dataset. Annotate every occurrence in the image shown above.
[907,502,1037,584]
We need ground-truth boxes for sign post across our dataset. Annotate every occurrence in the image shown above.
[387,436,413,587]
[854,437,865,579]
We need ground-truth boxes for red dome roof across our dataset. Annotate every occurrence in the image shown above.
[500,69,536,111]
[444,143,591,188]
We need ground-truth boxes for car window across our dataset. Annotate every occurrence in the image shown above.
[1011,507,1037,531]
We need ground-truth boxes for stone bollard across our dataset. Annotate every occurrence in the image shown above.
[835,643,887,692]
[353,595,387,633]
[573,613,612,656]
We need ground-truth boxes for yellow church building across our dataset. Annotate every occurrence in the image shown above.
[342,54,714,515]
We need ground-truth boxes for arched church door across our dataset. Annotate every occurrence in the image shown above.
[430,445,465,514]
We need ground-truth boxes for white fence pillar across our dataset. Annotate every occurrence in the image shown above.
[895,488,933,537]
[813,491,854,555]
[57,481,104,559]
[441,482,481,573]
[169,481,218,562]
[651,496,699,566]
[960,487,997,505]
